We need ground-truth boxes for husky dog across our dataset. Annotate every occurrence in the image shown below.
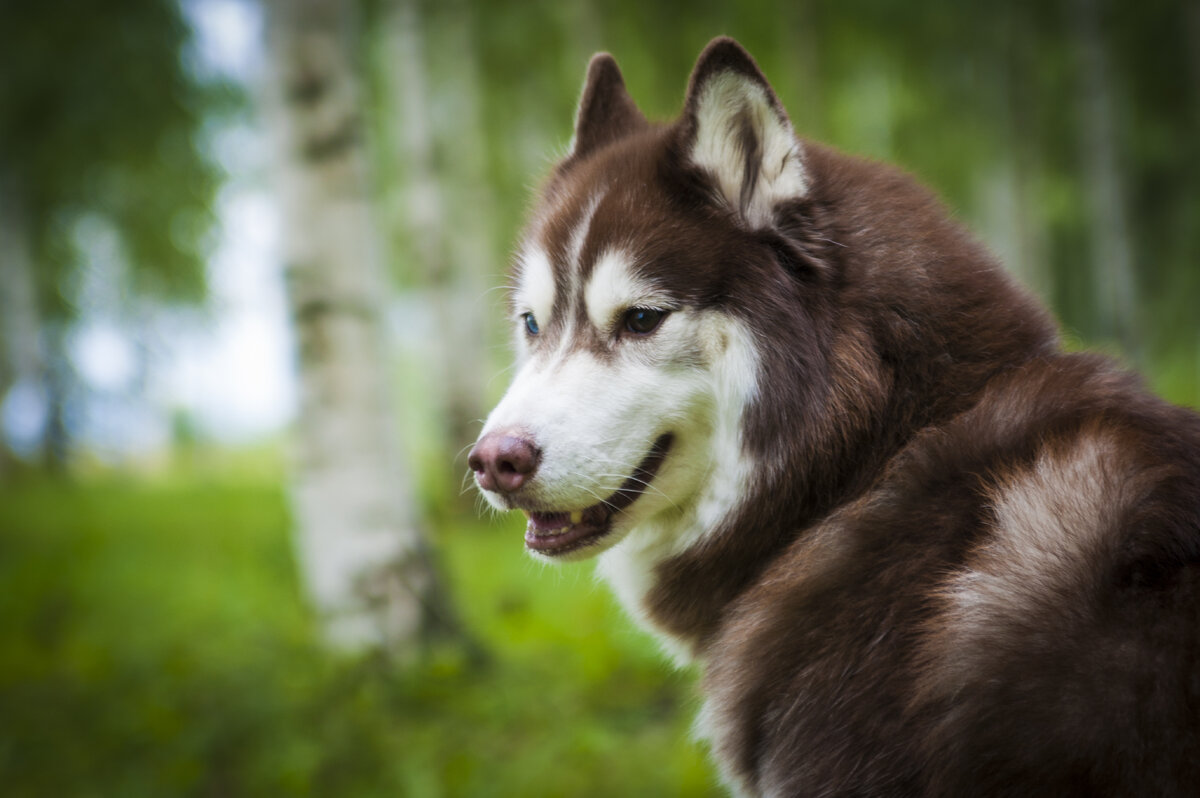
[468,37,1200,797]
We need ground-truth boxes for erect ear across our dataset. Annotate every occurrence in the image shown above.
[681,37,807,229]
[569,52,648,159]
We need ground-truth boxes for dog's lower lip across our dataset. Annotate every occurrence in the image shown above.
[523,433,673,555]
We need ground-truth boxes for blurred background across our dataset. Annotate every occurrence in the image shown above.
[0,0,1196,795]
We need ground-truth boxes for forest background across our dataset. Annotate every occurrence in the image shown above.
[1,0,1197,795]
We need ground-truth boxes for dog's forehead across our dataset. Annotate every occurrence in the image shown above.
[536,183,606,269]
[541,157,661,268]
[512,133,739,327]
[514,176,645,316]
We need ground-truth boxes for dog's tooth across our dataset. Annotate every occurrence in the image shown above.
[570,510,583,525]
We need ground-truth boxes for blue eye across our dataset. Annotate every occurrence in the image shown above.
[522,312,540,335]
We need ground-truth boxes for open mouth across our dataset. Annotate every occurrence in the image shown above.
[523,433,674,556]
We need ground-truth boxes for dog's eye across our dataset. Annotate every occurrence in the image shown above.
[522,312,540,336]
[623,307,667,335]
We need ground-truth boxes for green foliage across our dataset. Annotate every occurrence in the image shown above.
[0,478,721,797]
[0,0,234,317]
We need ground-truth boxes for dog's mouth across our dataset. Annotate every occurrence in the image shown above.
[522,433,674,557]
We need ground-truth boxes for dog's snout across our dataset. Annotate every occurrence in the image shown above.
[469,432,540,494]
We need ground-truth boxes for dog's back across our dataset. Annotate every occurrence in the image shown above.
[471,37,1200,796]
[702,352,1200,796]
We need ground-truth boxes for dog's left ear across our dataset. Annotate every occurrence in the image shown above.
[681,37,807,229]
[570,52,648,159]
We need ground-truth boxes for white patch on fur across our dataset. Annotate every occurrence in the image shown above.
[513,246,556,345]
[974,432,1124,604]
[584,250,670,332]
[479,344,657,508]
[567,193,604,273]
[479,304,703,522]
[921,429,1142,699]
[690,71,807,229]
[694,698,757,798]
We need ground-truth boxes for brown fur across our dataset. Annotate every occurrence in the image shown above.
[512,38,1200,796]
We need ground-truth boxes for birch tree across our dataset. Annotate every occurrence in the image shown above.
[0,172,42,472]
[261,0,460,650]
[1072,0,1140,358]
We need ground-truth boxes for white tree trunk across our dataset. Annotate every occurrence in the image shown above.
[261,0,451,650]
[1073,0,1139,357]
[0,172,45,470]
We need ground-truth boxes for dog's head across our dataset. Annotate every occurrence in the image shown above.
[468,38,813,561]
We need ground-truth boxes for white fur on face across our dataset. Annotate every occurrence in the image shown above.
[584,249,671,332]
[479,246,760,587]
[567,194,603,276]
[597,316,759,662]
[513,246,556,344]
[690,71,807,229]
[480,342,679,511]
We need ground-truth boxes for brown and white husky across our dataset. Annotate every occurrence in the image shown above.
[468,37,1200,797]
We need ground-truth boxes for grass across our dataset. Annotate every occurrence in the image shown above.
[0,475,722,797]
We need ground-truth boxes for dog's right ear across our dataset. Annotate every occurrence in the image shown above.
[569,53,648,159]
[680,37,807,230]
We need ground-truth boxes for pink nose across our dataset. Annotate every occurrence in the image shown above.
[468,432,540,494]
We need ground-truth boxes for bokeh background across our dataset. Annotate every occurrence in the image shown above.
[1,0,1197,795]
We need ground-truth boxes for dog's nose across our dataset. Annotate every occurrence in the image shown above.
[468,432,540,494]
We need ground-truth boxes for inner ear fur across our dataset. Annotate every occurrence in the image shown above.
[681,37,808,229]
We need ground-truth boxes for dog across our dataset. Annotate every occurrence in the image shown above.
[467,37,1200,797]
